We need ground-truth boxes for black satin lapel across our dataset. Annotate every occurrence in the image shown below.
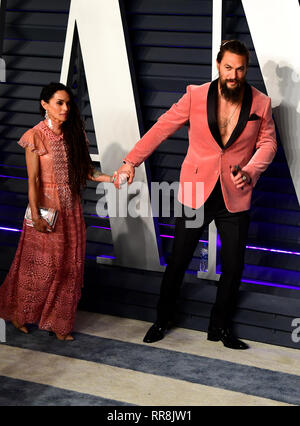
[207,79,223,149]
[225,82,253,149]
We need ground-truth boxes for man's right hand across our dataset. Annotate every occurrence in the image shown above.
[114,163,135,189]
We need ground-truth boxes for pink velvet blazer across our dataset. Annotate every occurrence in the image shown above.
[125,80,277,212]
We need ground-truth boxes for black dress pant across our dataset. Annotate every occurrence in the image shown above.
[157,180,250,330]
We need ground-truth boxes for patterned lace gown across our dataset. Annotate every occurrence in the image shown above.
[0,121,86,335]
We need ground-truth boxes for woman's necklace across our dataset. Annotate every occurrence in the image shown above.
[219,102,240,129]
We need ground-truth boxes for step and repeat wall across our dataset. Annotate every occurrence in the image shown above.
[0,0,299,347]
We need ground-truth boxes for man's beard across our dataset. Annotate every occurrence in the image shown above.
[219,77,245,102]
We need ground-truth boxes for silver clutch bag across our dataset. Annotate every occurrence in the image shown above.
[25,205,58,230]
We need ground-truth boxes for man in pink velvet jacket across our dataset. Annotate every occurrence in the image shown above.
[115,40,277,349]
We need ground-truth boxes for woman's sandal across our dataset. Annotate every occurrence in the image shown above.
[56,333,74,341]
[12,320,29,334]
[49,331,74,341]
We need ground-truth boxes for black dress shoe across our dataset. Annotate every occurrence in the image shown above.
[143,321,169,343]
[207,328,249,350]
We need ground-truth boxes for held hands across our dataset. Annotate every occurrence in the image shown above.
[113,162,135,189]
[230,165,251,190]
[88,164,134,188]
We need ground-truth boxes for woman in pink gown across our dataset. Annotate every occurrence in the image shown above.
[0,82,113,341]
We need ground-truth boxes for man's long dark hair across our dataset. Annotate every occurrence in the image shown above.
[217,39,250,67]
[40,82,94,196]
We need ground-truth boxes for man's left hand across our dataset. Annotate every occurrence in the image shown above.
[230,166,251,189]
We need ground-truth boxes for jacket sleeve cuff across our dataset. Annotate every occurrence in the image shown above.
[123,158,136,168]
[241,165,259,187]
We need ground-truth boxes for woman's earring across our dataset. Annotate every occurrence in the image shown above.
[45,110,53,129]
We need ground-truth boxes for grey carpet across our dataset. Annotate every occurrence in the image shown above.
[0,375,132,406]
[3,323,300,406]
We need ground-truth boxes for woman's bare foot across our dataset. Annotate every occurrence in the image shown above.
[64,334,74,341]
[12,320,29,334]
[55,333,74,341]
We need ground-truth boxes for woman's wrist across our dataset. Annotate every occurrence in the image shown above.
[92,169,102,179]
[31,210,41,222]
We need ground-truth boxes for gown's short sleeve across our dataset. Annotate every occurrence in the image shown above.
[18,128,48,156]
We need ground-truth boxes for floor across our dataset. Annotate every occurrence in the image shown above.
[1,311,300,406]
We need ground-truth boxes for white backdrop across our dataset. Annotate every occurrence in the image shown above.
[242,0,300,205]
[61,0,163,272]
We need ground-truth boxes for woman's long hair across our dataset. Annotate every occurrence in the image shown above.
[40,82,93,196]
